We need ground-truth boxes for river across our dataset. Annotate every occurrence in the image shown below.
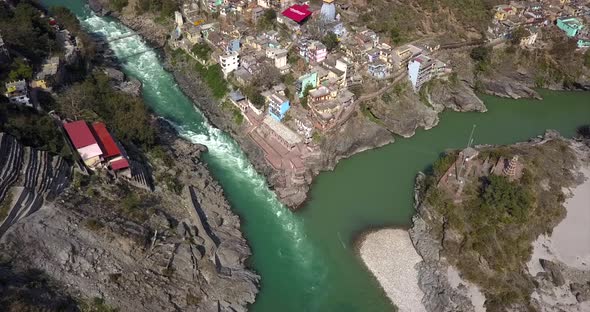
[41,2,590,311]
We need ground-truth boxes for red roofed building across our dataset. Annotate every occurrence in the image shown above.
[91,122,130,172]
[63,120,103,168]
[92,122,122,159]
[282,4,312,23]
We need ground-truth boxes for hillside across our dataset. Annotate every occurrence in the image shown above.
[410,130,590,311]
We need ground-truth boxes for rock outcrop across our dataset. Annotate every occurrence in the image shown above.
[0,122,258,312]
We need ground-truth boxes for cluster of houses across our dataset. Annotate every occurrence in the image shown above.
[489,0,590,48]
[169,0,452,162]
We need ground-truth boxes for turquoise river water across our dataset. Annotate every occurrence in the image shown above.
[42,1,590,311]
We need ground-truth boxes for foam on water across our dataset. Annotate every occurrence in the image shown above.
[80,10,322,277]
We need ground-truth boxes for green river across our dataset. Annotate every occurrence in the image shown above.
[41,1,590,310]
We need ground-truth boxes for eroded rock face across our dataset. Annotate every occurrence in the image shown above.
[0,122,259,311]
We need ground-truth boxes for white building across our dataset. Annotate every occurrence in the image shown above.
[5,80,32,107]
[407,54,448,91]
[520,28,538,47]
[219,51,240,76]
[266,47,289,73]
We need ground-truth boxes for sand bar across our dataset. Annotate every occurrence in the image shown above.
[359,229,426,312]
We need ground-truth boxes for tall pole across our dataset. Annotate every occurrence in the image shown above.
[457,124,477,182]
[467,124,476,148]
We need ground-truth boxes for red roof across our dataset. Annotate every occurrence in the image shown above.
[63,120,98,149]
[110,158,129,171]
[91,122,122,159]
[282,5,312,23]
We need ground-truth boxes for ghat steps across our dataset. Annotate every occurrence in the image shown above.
[0,133,71,238]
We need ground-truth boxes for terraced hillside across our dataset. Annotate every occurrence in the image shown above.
[0,133,71,238]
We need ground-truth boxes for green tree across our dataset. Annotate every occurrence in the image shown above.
[258,9,277,30]
[8,58,33,81]
[584,50,590,68]
[300,84,313,109]
[191,43,211,60]
[321,32,339,52]
[109,0,128,11]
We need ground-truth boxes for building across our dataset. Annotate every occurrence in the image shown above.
[31,56,62,91]
[219,51,240,76]
[252,6,265,24]
[91,122,129,171]
[259,115,302,150]
[266,47,289,72]
[519,28,539,47]
[264,91,290,121]
[320,0,336,22]
[308,88,354,129]
[299,40,327,63]
[229,89,249,112]
[281,4,312,25]
[368,62,389,79]
[297,72,318,98]
[407,54,448,91]
[392,44,422,69]
[63,120,103,168]
[494,4,516,21]
[556,17,584,37]
[4,80,32,107]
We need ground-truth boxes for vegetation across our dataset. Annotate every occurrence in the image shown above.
[300,84,313,109]
[321,32,339,52]
[56,72,156,148]
[0,2,59,67]
[135,0,178,20]
[470,45,492,74]
[8,58,33,81]
[360,104,381,124]
[191,43,212,61]
[194,63,228,99]
[156,172,184,195]
[510,26,528,46]
[109,0,129,12]
[423,140,578,311]
[0,103,68,156]
[221,100,244,125]
[584,50,590,68]
[243,85,265,109]
[257,9,277,30]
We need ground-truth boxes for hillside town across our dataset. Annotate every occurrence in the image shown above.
[166,0,590,196]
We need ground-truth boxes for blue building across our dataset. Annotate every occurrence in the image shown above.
[266,92,290,121]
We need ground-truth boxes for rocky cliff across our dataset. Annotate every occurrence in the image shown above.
[408,131,590,312]
[0,120,259,312]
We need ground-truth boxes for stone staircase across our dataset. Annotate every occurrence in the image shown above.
[0,133,72,238]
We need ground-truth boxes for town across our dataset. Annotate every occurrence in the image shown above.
[163,0,590,195]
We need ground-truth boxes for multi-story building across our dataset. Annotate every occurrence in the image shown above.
[219,51,240,76]
[264,91,291,121]
[392,44,422,69]
[407,54,448,91]
[266,47,289,73]
[299,40,327,63]
[4,80,32,107]
[297,72,318,98]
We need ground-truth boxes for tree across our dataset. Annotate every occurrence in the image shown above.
[510,27,528,46]
[300,84,313,109]
[389,27,403,44]
[8,58,33,81]
[191,43,211,60]
[258,9,276,30]
[244,85,265,109]
[321,32,339,52]
[584,50,590,68]
[252,63,281,90]
[470,46,491,63]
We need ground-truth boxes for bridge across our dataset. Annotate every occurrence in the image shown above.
[107,33,140,43]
